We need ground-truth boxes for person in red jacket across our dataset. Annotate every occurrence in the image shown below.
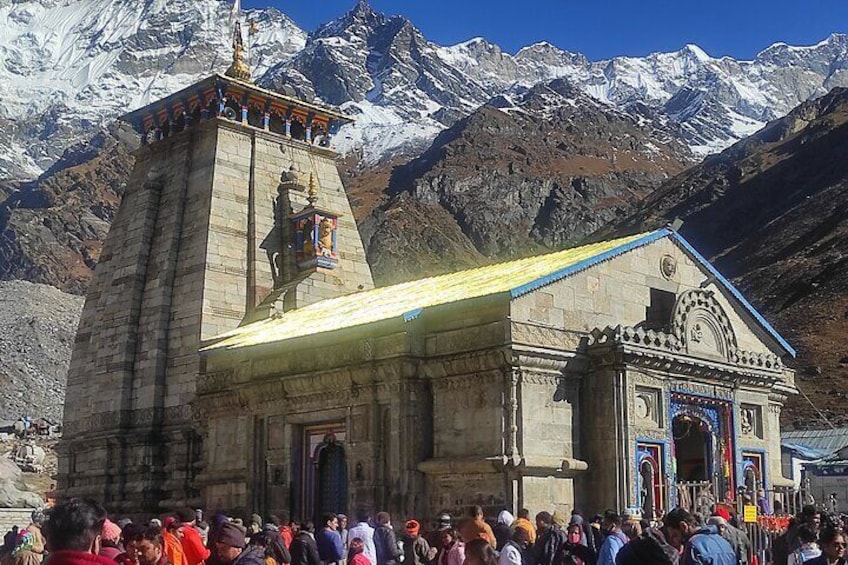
[347,539,370,565]
[41,499,118,565]
[175,509,211,565]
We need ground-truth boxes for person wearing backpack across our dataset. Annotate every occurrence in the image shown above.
[498,529,532,565]
[595,512,626,565]
[374,514,401,565]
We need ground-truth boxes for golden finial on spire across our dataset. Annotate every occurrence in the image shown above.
[307,172,319,205]
[225,0,252,81]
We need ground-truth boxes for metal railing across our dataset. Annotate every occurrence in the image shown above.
[666,481,815,565]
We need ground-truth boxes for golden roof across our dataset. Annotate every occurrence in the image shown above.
[203,230,665,353]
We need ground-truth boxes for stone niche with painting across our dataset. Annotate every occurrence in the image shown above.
[292,208,340,271]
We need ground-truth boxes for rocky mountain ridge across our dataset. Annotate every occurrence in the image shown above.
[360,79,694,283]
[603,87,848,427]
[0,0,305,181]
[3,0,848,181]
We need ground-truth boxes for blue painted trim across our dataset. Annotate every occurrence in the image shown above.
[403,308,423,322]
[510,228,672,299]
[669,231,796,357]
[634,438,670,509]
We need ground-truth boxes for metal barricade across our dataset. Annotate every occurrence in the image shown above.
[654,481,814,565]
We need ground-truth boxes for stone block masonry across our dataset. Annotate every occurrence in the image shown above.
[0,509,34,534]
[59,113,373,513]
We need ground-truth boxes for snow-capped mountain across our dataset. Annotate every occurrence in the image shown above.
[0,0,304,179]
[1,0,848,179]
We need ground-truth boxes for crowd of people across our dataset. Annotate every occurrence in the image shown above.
[0,500,846,565]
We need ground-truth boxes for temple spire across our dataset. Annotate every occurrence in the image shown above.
[225,0,251,82]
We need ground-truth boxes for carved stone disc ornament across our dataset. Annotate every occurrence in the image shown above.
[660,255,677,280]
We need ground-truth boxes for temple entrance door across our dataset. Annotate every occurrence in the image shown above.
[313,433,348,519]
[298,424,346,522]
[673,415,711,481]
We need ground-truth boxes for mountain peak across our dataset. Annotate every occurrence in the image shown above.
[351,0,378,18]
[313,0,388,40]
[682,43,711,62]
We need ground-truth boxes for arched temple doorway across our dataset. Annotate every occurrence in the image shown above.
[673,415,711,481]
[313,433,348,519]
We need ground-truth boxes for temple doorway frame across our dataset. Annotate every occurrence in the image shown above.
[669,392,736,507]
[295,422,347,521]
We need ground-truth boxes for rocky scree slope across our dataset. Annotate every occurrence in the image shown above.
[605,87,848,427]
[361,79,694,284]
[0,280,83,423]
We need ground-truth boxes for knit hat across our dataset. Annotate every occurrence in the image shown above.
[102,520,122,544]
[551,512,568,528]
[437,514,451,530]
[176,508,197,524]
[217,522,247,548]
[30,510,45,525]
[250,514,263,527]
[622,508,642,522]
[404,520,420,537]
[569,515,584,526]
[714,507,732,522]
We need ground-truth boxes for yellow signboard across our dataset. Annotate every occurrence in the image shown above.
[743,505,758,523]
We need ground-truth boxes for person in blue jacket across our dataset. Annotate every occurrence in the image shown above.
[663,508,736,565]
[316,514,344,565]
[596,511,627,565]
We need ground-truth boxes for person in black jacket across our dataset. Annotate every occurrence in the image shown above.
[291,523,321,565]
[614,526,679,565]
[374,513,401,565]
[533,513,566,565]
[214,523,265,565]
[252,528,292,565]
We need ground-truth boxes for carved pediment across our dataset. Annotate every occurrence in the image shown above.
[672,290,736,361]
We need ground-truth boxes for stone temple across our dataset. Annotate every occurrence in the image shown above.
[59,54,798,520]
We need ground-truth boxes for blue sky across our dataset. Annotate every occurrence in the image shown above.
[243,0,847,60]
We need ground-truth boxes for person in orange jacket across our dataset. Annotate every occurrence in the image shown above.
[163,517,187,565]
[512,510,536,545]
[458,508,495,548]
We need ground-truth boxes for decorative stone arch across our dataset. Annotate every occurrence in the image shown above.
[672,289,737,361]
